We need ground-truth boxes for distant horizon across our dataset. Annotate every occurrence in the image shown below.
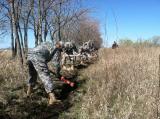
[1,35,160,49]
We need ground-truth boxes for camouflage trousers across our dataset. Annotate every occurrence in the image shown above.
[54,63,61,78]
[27,60,53,93]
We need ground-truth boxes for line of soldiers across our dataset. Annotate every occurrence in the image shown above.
[26,40,97,105]
[63,40,97,65]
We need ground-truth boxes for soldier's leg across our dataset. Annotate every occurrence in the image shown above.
[27,60,37,96]
[55,63,61,78]
[33,61,53,93]
[33,61,61,105]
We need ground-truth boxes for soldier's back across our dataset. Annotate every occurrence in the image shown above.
[28,42,53,62]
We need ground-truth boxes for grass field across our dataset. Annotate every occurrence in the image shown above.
[0,46,160,119]
[65,46,160,119]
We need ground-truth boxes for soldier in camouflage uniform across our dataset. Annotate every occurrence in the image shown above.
[51,42,63,78]
[79,41,91,60]
[64,42,78,55]
[62,42,78,65]
[82,40,95,53]
[78,40,95,64]
[27,41,63,105]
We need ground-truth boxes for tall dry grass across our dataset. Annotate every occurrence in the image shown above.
[76,46,159,119]
[0,51,27,104]
[0,47,160,119]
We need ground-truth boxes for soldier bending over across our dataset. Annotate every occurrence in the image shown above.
[26,41,63,105]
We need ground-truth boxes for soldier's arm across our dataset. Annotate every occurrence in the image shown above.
[48,63,56,74]
[49,48,58,61]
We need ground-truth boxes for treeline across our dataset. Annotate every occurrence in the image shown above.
[0,0,102,64]
[119,36,160,47]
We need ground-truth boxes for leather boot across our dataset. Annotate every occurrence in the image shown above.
[48,93,61,105]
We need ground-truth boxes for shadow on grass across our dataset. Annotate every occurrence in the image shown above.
[0,76,86,119]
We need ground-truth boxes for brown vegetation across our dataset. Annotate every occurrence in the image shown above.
[63,46,160,119]
[1,46,159,119]
[0,51,87,119]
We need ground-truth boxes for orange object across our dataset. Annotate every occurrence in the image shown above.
[60,76,75,87]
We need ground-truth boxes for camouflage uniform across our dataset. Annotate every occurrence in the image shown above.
[64,42,77,55]
[51,48,63,78]
[79,41,95,60]
[27,42,59,93]
[82,40,94,53]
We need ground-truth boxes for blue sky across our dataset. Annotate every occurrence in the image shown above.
[84,0,160,46]
[0,0,160,48]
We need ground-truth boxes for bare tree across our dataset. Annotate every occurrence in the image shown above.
[0,0,101,64]
[62,14,102,48]
[20,0,32,54]
[0,0,15,56]
[30,0,55,46]
[48,0,86,42]
[0,0,26,60]
[9,0,23,64]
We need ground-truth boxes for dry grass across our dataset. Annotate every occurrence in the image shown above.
[0,47,160,119]
[0,51,27,102]
[72,46,160,119]
[0,50,86,119]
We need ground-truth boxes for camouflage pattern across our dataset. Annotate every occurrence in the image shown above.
[82,40,94,53]
[78,40,96,61]
[27,42,55,62]
[51,48,63,78]
[26,40,98,93]
[27,60,53,93]
[27,42,55,93]
[51,48,62,65]
[64,42,78,55]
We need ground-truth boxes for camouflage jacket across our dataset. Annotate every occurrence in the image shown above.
[64,42,77,55]
[51,48,63,65]
[27,42,62,64]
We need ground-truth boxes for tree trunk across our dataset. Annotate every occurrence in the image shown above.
[34,23,38,46]
[10,1,23,64]
[34,22,38,46]
[31,0,38,47]
[10,15,16,57]
[24,23,28,55]
[38,0,42,43]
[58,2,62,41]
[44,11,48,42]
[14,39,17,55]
[18,23,25,57]
[24,8,31,54]
[58,21,61,41]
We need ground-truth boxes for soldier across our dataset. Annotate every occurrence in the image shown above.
[64,42,78,55]
[112,41,119,49]
[51,41,64,78]
[82,40,95,53]
[27,41,63,105]
[62,42,78,65]
[80,41,93,58]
